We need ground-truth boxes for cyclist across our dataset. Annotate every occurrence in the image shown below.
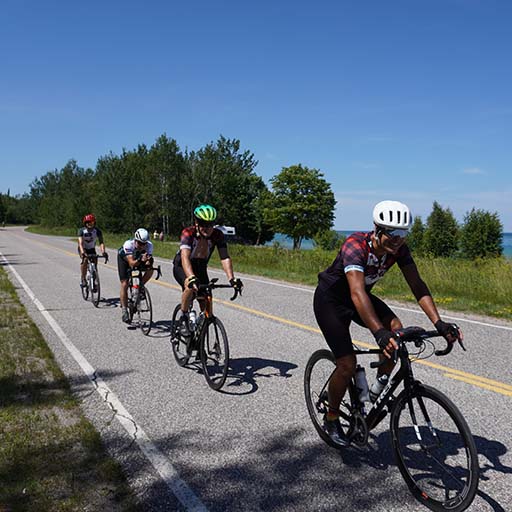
[173,204,243,334]
[118,228,154,323]
[313,200,462,446]
[78,214,108,288]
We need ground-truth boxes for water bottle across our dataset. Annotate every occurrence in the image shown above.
[189,310,197,331]
[370,374,389,403]
[355,365,370,403]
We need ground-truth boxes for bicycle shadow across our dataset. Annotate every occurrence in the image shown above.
[336,428,511,512]
[221,357,298,396]
[97,297,120,309]
[145,320,173,338]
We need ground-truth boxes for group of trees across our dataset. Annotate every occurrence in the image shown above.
[407,202,503,259]
[1,133,505,259]
[6,134,336,247]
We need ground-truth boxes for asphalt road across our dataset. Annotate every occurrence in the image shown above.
[1,226,511,512]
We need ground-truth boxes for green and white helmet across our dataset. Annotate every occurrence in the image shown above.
[193,204,217,224]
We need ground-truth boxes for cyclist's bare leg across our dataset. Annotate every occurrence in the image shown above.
[180,288,195,314]
[120,280,129,308]
[328,353,356,416]
[80,258,87,282]
[376,316,402,376]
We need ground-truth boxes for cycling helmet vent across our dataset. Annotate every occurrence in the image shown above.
[194,204,217,222]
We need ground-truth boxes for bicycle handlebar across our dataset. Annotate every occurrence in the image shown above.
[81,253,108,263]
[128,265,162,280]
[196,278,242,301]
[369,325,463,368]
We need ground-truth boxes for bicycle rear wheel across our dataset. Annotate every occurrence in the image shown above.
[200,317,229,391]
[304,349,348,449]
[137,287,152,335]
[90,268,101,307]
[170,304,190,366]
[390,384,479,512]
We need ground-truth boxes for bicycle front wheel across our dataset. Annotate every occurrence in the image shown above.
[390,384,479,512]
[137,287,152,335]
[170,304,190,367]
[200,317,229,391]
[90,268,101,307]
[81,275,89,301]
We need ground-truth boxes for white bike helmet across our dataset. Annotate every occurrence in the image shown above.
[373,200,412,230]
[134,228,150,243]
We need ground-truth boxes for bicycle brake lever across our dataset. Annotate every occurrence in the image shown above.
[457,338,467,351]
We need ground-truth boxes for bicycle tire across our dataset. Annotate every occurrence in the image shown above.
[170,304,190,366]
[200,317,229,391]
[81,274,89,301]
[90,267,101,307]
[138,287,152,335]
[390,384,479,512]
[304,349,349,450]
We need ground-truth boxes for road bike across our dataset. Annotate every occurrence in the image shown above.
[304,326,479,512]
[170,278,241,390]
[80,253,108,307]
[126,264,161,335]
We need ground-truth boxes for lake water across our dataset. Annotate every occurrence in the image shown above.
[268,231,512,258]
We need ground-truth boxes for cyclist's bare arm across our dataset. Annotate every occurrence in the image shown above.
[401,263,442,324]
[346,270,398,357]
[78,237,85,256]
[220,256,234,282]
[346,270,386,333]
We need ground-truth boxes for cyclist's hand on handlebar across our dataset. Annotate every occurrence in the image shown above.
[435,320,462,344]
[229,277,243,291]
[186,275,199,290]
[374,328,398,359]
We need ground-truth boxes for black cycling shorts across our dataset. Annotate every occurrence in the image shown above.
[78,247,97,257]
[313,286,396,358]
[173,263,209,291]
[117,253,131,281]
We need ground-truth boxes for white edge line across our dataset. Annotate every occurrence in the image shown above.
[0,251,207,512]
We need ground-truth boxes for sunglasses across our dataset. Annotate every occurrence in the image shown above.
[382,228,409,239]
[197,221,215,228]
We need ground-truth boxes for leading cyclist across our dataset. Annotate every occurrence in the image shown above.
[117,228,154,324]
[313,200,462,446]
[173,204,243,334]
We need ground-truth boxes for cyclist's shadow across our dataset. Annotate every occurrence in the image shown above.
[221,357,298,396]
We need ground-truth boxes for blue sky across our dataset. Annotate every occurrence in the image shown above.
[1,0,511,230]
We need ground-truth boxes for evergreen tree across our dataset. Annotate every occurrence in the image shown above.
[407,215,425,254]
[423,201,459,257]
[460,208,503,259]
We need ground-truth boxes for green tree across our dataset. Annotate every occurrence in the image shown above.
[313,229,345,251]
[423,201,459,257]
[265,164,336,250]
[460,208,503,259]
[407,215,425,255]
[188,136,273,244]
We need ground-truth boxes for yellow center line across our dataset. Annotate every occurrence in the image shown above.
[16,232,512,397]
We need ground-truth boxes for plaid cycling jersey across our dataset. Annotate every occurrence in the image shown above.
[78,227,104,250]
[173,226,228,268]
[318,231,414,296]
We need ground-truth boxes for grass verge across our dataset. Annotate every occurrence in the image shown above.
[26,225,512,321]
[0,266,139,512]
